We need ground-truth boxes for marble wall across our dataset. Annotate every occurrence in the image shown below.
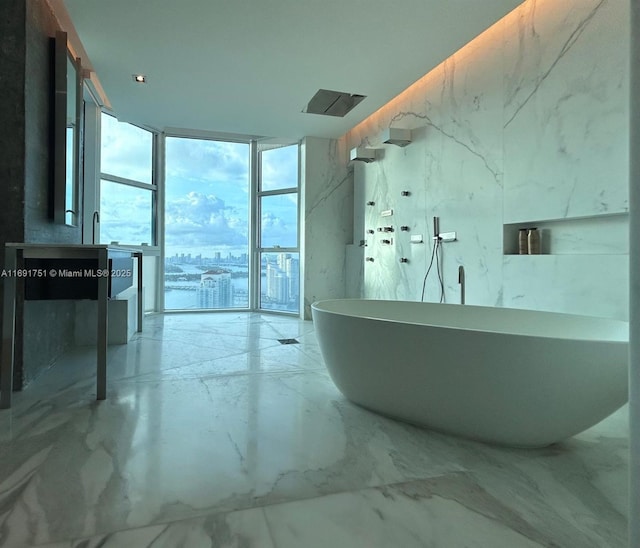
[628,1,640,543]
[301,137,353,319]
[342,0,629,320]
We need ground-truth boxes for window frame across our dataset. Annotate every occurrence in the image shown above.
[98,112,158,247]
[161,132,252,312]
[95,118,301,315]
[254,142,301,314]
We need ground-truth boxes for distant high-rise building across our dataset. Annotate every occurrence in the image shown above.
[286,257,299,302]
[197,269,233,308]
[266,261,279,301]
[277,253,290,270]
[276,273,288,302]
[265,254,300,306]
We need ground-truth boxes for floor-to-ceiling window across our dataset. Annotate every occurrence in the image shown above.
[257,143,300,313]
[98,113,161,312]
[99,118,300,314]
[99,113,156,246]
[164,136,250,310]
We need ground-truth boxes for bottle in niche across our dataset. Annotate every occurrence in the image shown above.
[527,228,541,254]
[518,229,528,255]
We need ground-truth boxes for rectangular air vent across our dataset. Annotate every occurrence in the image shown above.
[278,338,299,345]
[303,89,366,117]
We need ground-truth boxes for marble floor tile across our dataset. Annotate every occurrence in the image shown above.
[264,473,549,548]
[25,469,630,548]
[0,312,629,547]
[35,506,275,548]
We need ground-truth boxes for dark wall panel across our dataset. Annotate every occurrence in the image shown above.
[0,0,81,389]
[22,0,80,387]
[0,0,27,390]
[0,1,27,249]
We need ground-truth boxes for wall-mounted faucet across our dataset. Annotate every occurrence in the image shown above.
[458,265,465,305]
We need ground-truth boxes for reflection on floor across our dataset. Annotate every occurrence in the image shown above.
[0,313,628,547]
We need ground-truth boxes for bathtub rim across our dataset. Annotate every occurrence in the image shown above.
[311,299,628,343]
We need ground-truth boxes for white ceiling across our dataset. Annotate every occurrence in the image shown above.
[61,0,524,139]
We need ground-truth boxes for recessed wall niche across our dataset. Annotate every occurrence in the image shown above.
[503,213,628,255]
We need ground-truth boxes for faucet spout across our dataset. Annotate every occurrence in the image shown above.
[458,265,465,305]
[92,211,100,244]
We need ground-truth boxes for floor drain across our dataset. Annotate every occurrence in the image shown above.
[278,338,299,345]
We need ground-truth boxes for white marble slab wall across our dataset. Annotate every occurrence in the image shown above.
[345,162,366,298]
[301,137,353,319]
[343,0,629,320]
[503,255,628,320]
[503,0,629,222]
[629,2,640,541]
[345,244,364,299]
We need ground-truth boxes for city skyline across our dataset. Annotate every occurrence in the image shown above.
[165,252,299,312]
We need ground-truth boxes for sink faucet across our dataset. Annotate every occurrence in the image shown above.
[92,210,100,244]
[458,265,465,305]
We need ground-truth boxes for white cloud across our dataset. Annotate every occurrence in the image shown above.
[99,122,298,257]
[165,138,249,190]
[165,192,248,251]
[261,211,297,247]
[261,145,298,190]
[100,114,153,183]
[100,182,152,244]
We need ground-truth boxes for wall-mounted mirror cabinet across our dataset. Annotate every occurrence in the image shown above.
[52,30,82,226]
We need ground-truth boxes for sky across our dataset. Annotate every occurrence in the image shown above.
[99,115,298,258]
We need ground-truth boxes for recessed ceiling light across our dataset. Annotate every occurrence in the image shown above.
[132,74,146,83]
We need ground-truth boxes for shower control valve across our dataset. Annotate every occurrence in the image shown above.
[366,201,375,206]
[399,257,409,263]
[377,226,394,232]
[365,257,375,262]
[401,190,411,196]
[400,226,410,231]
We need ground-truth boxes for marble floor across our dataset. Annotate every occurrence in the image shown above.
[0,312,629,547]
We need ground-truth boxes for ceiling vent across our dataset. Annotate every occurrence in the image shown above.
[303,89,366,117]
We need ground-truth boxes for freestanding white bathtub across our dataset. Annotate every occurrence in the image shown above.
[311,299,629,448]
